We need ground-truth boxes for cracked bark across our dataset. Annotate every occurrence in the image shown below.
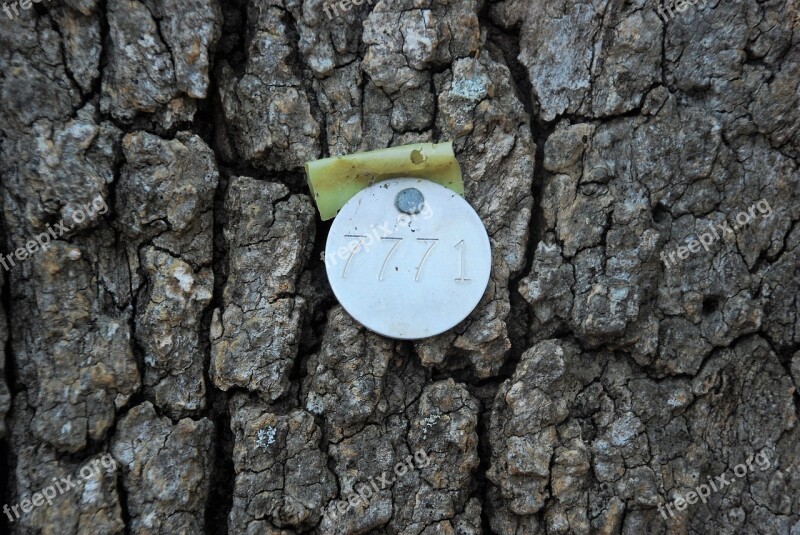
[0,0,798,534]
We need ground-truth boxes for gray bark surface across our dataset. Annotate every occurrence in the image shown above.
[0,0,798,534]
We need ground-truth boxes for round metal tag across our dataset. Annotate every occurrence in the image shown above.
[325,178,491,340]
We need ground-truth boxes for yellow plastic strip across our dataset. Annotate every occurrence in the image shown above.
[305,142,464,220]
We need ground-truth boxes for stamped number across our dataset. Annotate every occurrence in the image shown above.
[379,237,402,280]
[342,235,367,279]
[454,240,471,283]
[415,239,438,281]
[340,235,469,282]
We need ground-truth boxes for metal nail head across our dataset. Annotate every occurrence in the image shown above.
[395,187,425,215]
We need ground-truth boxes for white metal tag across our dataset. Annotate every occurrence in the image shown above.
[325,178,492,340]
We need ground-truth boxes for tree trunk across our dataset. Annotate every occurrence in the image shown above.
[0,0,798,533]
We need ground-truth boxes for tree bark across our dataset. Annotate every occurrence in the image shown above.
[0,0,798,533]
